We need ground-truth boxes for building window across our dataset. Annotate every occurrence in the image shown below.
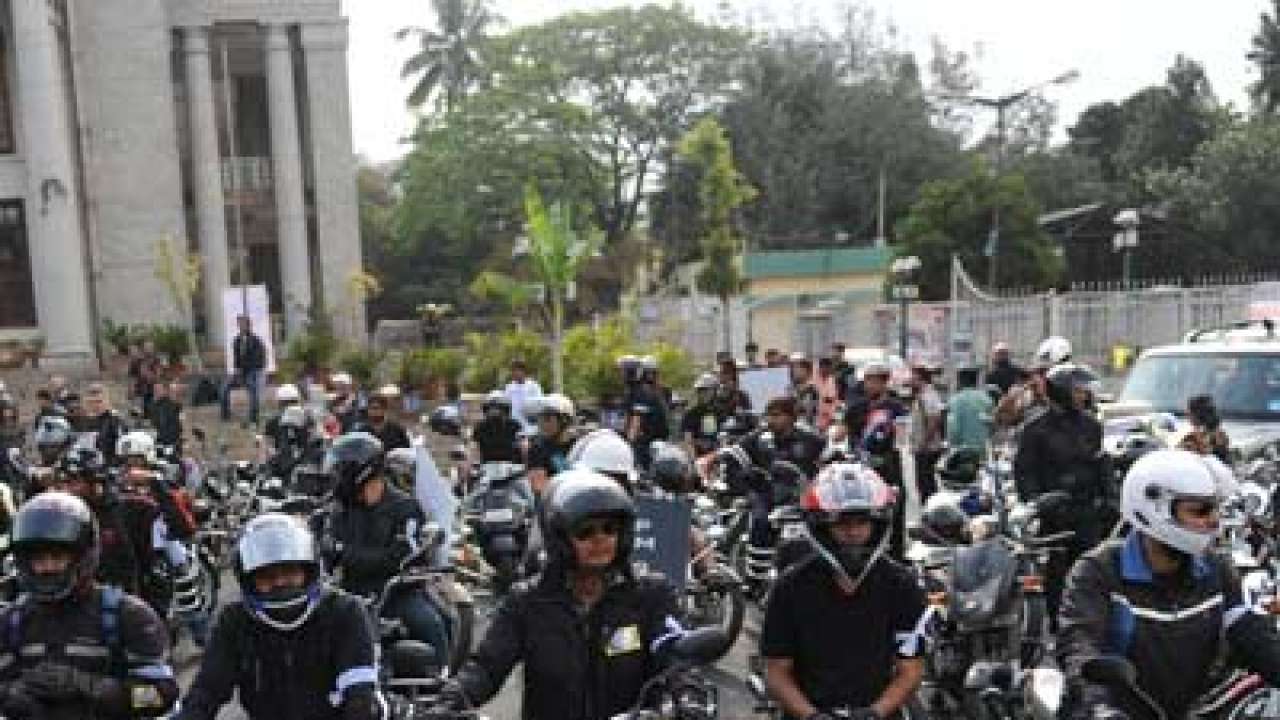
[0,30,13,154]
[0,201,35,327]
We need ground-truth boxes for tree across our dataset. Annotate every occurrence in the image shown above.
[397,0,498,111]
[685,17,964,250]
[896,160,1061,299]
[1067,101,1128,183]
[470,185,602,391]
[1148,117,1280,278]
[485,4,746,246]
[1249,0,1280,114]
[676,117,757,352]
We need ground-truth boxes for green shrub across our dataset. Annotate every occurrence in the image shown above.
[462,329,551,393]
[338,347,386,388]
[651,341,697,393]
[148,324,191,365]
[285,316,341,375]
[562,317,641,403]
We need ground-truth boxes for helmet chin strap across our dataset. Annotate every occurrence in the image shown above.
[804,525,889,597]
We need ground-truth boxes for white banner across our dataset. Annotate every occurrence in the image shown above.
[222,285,277,373]
[739,367,790,414]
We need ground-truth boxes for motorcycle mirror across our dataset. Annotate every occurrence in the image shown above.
[1080,656,1138,687]
[671,627,729,665]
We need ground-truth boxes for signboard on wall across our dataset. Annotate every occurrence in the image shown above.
[222,285,277,373]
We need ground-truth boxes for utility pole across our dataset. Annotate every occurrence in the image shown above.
[955,70,1079,290]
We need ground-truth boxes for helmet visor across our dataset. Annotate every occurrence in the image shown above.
[238,520,316,574]
[13,507,87,546]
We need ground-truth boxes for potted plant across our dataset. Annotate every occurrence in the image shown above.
[149,324,192,376]
[424,348,466,402]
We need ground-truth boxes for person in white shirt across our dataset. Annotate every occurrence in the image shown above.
[503,359,543,435]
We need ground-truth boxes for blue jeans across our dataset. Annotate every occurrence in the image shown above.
[220,369,262,424]
[384,589,451,666]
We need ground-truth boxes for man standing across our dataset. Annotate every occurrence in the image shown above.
[503,359,543,435]
[984,342,1022,395]
[813,357,841,433]
[946,367,993,453]
[788,353,820,429]
[908,365,945,503]
[221,315,266,427]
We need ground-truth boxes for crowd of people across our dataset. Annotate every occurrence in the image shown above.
[0,327,1275,720]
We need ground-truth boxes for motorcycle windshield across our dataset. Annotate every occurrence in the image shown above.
[948,540,1018,627]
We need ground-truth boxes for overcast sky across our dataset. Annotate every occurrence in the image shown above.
[344,0,1269,164]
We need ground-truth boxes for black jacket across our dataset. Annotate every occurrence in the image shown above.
[327,486,425,597]
[76,411,127,467]
[457,570,681,720]
[0,585,178,719]
[175,588,381,720]
[984,361,1022,395]
[1059,534,1280,719]
[231,332,267,374]
[1014,408,1106,502]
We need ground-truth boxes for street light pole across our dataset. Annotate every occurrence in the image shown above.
[957,70,1079,290]
[890,256,921,364]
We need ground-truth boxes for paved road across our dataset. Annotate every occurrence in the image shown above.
[175,451,918,719]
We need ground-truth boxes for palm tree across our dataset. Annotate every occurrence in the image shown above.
[1248,0,1280,114]
[396,0,496,112]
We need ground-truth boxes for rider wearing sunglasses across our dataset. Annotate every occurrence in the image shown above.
[1059,449,1280,719]
[454,468,686,720]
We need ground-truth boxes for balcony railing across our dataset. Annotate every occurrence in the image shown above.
[221,156,273,194]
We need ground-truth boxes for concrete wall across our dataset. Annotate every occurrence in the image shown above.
[747,271,885,298]
[70,0,187,327]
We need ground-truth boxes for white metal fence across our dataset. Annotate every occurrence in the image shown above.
[869,258,1280,370]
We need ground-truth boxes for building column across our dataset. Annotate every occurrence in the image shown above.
[301,20,366,342]
[11,0,94,362]
[264,23,311,337]
[181,26,231,349]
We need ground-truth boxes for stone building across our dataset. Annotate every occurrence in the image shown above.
[0,0,364,367]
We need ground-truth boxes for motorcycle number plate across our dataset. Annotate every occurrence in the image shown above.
[781,523,804,540]
[484,508,516,523]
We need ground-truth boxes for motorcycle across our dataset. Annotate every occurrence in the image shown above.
[1073,655,1280,720]
[461,461,534,595]
[364,520,475,681]
[909,490,1074,720]
[609,627,727,720]
[681,494,746,662]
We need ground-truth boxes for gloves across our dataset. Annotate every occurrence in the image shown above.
[22,661,113,703]
[846,709,882,720]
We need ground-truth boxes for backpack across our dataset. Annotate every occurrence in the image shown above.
[7,586,126,677]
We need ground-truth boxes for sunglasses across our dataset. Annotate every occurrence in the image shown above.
[571,519,623,540]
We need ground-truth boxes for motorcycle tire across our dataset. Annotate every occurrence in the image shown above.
[449,598,475,675]
[1020,594,1048,669]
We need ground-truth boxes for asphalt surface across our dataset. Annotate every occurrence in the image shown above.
[175,451,920,720]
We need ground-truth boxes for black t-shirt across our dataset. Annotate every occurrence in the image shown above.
[472,417,522,462]
[147,398,183,446]
[526,435,575,476]
[761,556,929,711]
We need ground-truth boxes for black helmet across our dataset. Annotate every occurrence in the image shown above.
[58,446,106,481]
[11,492,100,602]
[233,513,324,631]
[323,432,385,504]
[650,441,693,495]
[935,447,981,490]
[920,501,970,545]
[1045,363,1100,412]
[543,469,636,574]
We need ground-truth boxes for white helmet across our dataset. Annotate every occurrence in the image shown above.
[386,447,417,480]
[275,383,301,404]
[279,405,309,429]
[569,429,637,482]
[117,430,157,464]
[1035,336,1073,367]
[1122,449,1222,557]
[858,360,891,380]
[538,393,575,420]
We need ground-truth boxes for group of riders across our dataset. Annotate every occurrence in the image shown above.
[0,330,1275,720]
